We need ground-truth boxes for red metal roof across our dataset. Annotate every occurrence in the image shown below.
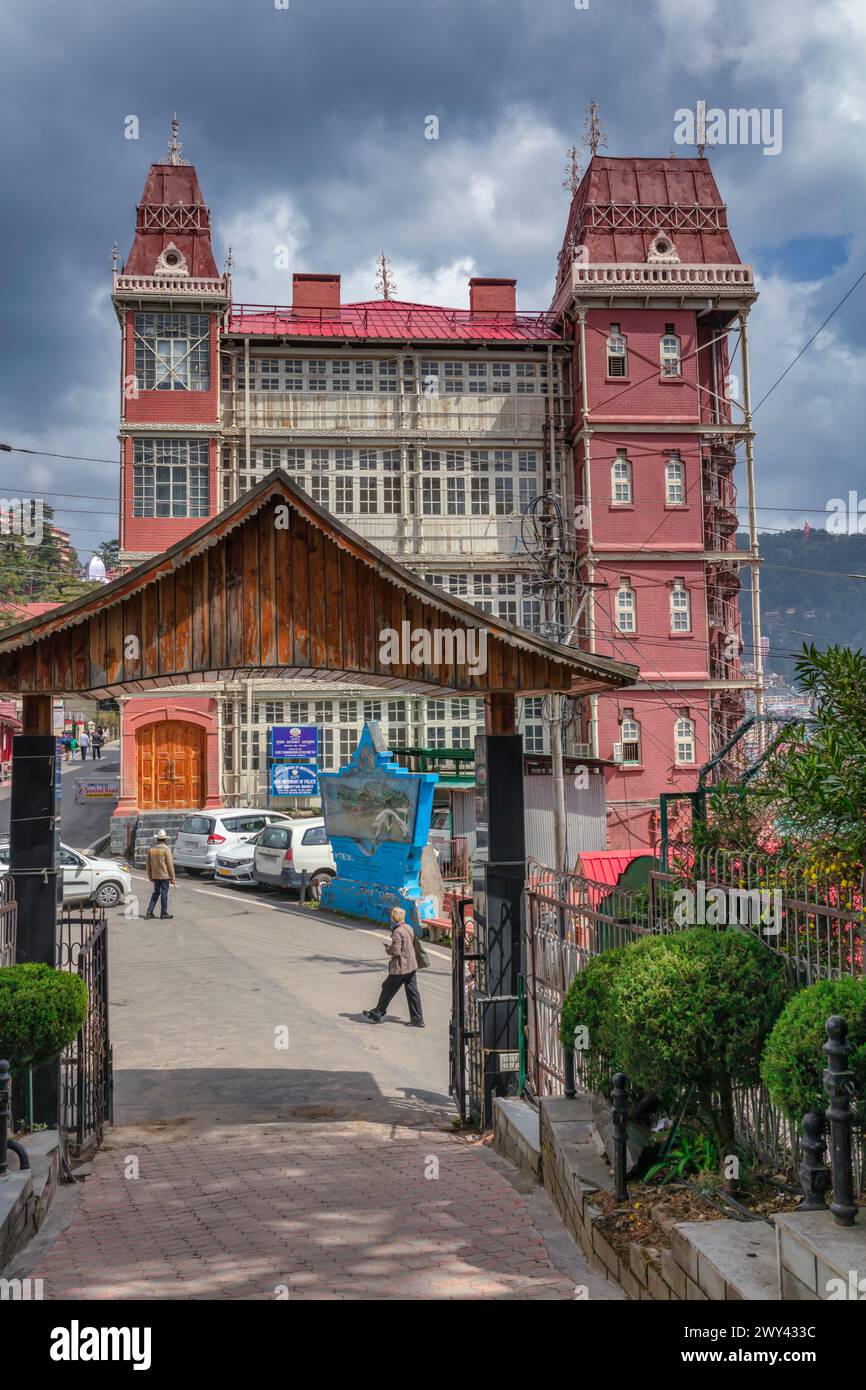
[228,299,560,342]
[558,155,743,270]
[577,851,646,886]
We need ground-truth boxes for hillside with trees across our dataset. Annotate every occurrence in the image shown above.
[739,529,866,680]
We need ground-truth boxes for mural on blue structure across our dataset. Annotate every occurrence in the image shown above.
[318,721,438,929]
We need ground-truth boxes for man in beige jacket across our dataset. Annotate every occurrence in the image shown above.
[363,906,425,1027]
[144,829,176,920]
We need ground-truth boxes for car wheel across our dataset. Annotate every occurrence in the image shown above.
[93,881,123,909]
[308,871,334,903]
[184,868,203,877]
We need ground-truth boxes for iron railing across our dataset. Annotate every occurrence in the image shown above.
[57,905,113,1158]
[0,874,16,966]
[524,855,865,1180]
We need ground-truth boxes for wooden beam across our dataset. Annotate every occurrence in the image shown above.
[485,693,516,735]
[22,693,53,736]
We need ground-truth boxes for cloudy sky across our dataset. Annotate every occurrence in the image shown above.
[0,0,863,562]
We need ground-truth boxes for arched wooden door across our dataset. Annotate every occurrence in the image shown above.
[136,721,205,810]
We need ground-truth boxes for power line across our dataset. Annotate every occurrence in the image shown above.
[752,268,866,414]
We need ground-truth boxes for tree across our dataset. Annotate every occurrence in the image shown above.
[759,645,866,860]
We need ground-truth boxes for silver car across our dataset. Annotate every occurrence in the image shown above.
[174,809,293,876]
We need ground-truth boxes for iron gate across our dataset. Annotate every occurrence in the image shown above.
[0,874,16,966]
[448,891,481,1122]
[523,860,649,1100]
[57,905,113,1157]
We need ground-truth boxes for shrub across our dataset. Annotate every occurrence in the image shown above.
[560,947,626,1051]
[761,976,866,1126]
[608,929,790,1164]
[0,964,88,1071]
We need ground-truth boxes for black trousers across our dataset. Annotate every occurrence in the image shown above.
[372,970,423,1024]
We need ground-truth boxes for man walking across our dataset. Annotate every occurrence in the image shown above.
[78,729,90,760]
[144,829,176,920]
[363,906,425,1027]
[91,728,104,760]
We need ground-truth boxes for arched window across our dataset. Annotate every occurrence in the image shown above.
[674,716,695,765]
[660,329,682,377]
[665,456,685,505]
[620,710,641,764]
[670,579,691,632]
[615,580,636,634]
[607,324,628,378]
[611,452,632,504]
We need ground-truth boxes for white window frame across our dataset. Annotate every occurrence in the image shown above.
[674,717,696,765]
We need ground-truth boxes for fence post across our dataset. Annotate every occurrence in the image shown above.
[798,1111,830,1211]
[563,1044,576,1100]
[823,1015,857,1227]
[612,1071,628,1202]
[0,1058,9,1177]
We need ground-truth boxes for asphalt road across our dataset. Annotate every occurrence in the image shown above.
[110,868,455,1133]
[0,740,120,850]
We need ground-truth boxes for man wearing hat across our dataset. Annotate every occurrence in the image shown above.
[363,906,425,1027]
[144,829,177,920]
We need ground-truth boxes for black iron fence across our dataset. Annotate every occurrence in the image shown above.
[523,860,649,1100]
[523,855,865,1180]
[57,904,113,1158]
[0,874,16,967]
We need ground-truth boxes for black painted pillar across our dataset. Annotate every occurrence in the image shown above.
[11,694,62,1128]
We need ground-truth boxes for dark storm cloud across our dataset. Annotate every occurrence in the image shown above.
[0,0,862,555]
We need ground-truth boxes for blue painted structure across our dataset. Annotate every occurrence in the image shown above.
[318,722,438,929]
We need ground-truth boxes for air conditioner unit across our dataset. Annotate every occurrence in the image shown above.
[613,742,623,763]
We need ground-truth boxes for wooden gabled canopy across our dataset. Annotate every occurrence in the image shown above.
[0,475,637,701]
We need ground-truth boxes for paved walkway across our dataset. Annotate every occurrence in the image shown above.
[28,1123,603,1300]
[17,886,616,1300]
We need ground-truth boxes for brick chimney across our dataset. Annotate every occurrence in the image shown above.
[469,277,517,316]
[293,273,341,316]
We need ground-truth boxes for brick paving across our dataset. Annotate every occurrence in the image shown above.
[29,1123,586,1300]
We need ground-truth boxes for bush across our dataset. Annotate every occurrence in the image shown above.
[0,964,88,1071]
[606,929,790,1163]
[761,976,866,1126]
[559,948,628,1092]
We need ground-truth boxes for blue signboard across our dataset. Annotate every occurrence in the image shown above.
[318,722,438,929]
[271,762,319,797]
[271,724,319,759]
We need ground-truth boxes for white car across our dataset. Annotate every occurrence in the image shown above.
[213,833,263,887]
[253,817,336,900]
[174,808,293,876]
[0,839,132,909]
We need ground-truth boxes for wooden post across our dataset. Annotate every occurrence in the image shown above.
[484,693,516,736]
[22,694,53,736]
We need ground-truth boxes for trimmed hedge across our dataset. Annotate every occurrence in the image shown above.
[761,976,866,1125]
[559,928,790,1164]
[0,964,88,1071]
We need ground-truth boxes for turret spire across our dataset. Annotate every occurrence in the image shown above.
[162,113,190,167]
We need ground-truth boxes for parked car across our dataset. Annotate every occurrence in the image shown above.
[0,838,132,909]
[213,832,265,887]
[174,809,293,876]
[253,817,336,899]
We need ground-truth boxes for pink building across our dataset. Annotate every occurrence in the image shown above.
[550,157,760,850]
[110,131,761,854]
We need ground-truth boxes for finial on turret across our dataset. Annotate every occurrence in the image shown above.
[583,99,608,158]
[163,113,190,166]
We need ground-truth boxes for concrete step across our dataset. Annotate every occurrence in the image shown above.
[671,1217,779,1301]
[775,1210,866,1300]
